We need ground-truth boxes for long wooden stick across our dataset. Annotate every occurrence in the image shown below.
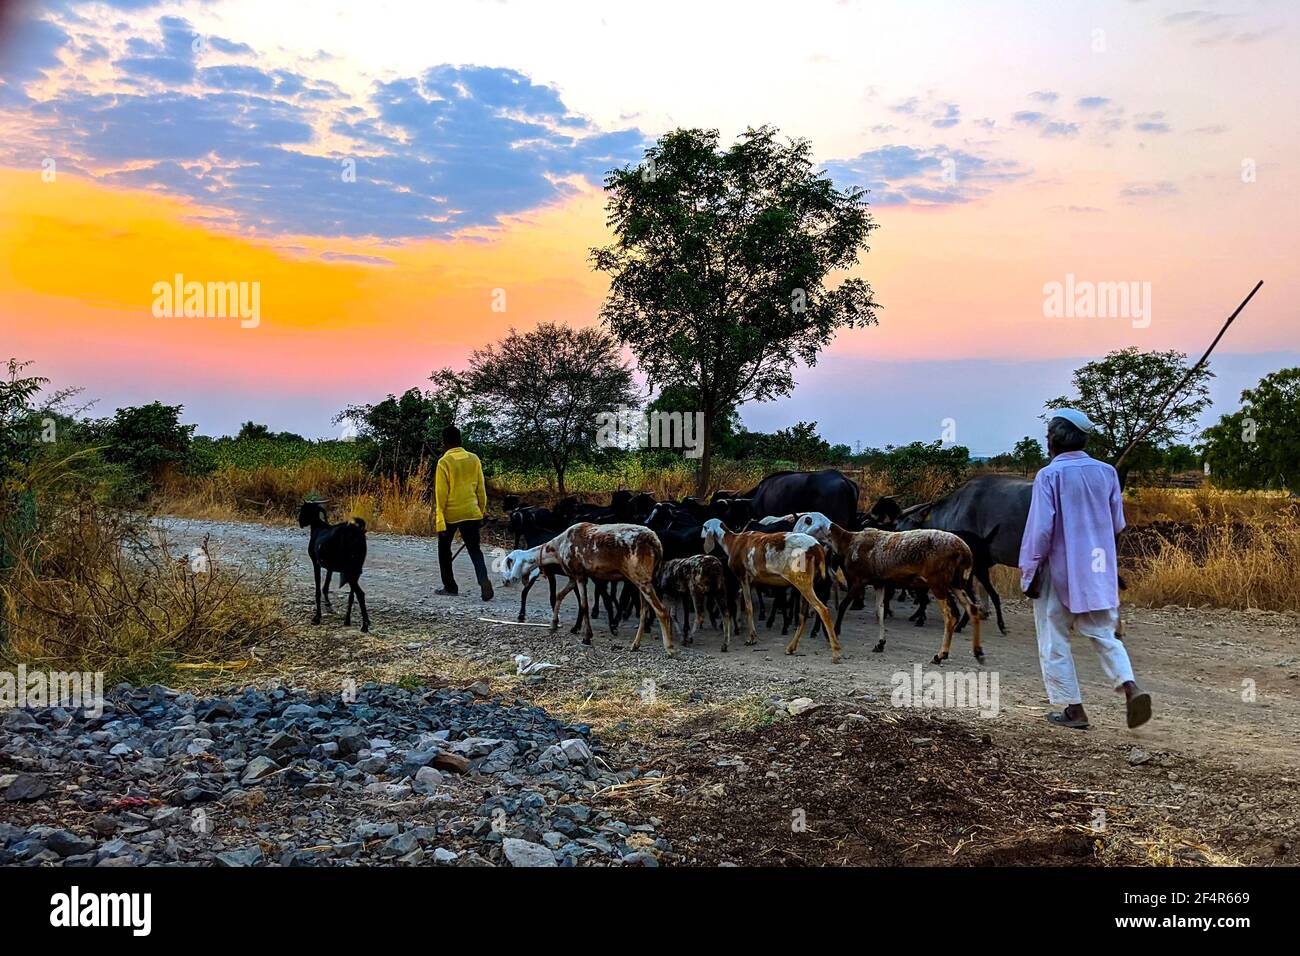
[1113,280,1263,474]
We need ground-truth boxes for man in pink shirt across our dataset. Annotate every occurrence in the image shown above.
[1019,408,1152,730]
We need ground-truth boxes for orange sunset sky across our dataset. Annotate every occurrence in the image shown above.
[1,0,1297,454]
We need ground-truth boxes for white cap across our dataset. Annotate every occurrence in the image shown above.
[1051,407,1096,434]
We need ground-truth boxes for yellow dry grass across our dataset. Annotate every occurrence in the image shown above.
[523,670,771,744]
[1124,512,1300,611]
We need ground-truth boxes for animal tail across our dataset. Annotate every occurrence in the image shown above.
[955,565,987,620]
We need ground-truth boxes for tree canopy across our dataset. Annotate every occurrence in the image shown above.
[1046,347,1212,483]
[462,322,638,492]
[592,126,879,494]
[1202,367,1300,491]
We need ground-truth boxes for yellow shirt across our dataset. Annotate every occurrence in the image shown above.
[434,447,487,532]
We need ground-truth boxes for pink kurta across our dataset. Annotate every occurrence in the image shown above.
[1019,451,1126,613]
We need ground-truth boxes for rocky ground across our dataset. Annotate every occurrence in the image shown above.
[0,682,668,867]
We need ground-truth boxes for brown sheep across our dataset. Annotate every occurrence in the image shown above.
[502,523,676,656]
[793,512,984,664]
[701,518,842,661]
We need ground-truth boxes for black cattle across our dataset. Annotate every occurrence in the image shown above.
[745,469,859,528]
[890,474,1032,568]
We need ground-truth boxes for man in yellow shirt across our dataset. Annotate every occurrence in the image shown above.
[433,425,493,600]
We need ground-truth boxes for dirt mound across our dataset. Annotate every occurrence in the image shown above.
[641,706,1098,866]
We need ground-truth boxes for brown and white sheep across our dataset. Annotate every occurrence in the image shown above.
[701,518,842,661]
[656,554,731,648]
[502,523,676,656]
[793,512,984,664]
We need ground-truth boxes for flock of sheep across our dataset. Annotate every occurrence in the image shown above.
[295,469,1031,664]
[495,473,1003,664]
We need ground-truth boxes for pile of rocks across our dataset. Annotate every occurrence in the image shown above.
[0,682,670,867]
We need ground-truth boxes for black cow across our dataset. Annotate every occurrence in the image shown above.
[744,469,859,528]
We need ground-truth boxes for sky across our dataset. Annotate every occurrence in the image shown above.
[0,0,1297,456]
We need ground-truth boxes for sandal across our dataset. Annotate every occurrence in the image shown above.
[1126,692,1152,729]
[1047,711,1090,730]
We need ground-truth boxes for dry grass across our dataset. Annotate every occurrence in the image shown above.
[1124,511,1300,611]
[523,670,772,744]
[1124,486,1296,526]
[0,502,293,683]
[161,459,438,536]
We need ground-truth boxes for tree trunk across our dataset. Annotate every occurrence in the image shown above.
[695,405,714,498]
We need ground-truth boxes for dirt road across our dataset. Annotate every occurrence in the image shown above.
[161,515,1300,863]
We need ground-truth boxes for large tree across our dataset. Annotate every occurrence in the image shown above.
[463,323,637,492]
[1045,347,1213,485]
[1201,367,1300,491]
[592,126,879,494]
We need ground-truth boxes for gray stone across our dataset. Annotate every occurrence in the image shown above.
[502,837,557,867]
[3,774,47,802]
[449,736,507,758]
[45,829,94,857]
[381,832,420,857]
[241,755,279,784]
[336,727,368,756]
[559,738,593,764]
[412,766,444,795]
[215,845,264,867]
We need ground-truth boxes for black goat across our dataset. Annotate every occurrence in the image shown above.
[298,502,370,632]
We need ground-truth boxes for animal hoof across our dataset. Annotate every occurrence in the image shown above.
[974,651,985,663]
[998,626,1008,636]
[831,655,844,664]
[871,643,885,653]
[361,625,370,633]
[932,653,947,665]
[582,637,593,646]
[311,616,321,625]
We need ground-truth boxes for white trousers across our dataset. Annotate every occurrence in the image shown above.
[1033,564,1134,706]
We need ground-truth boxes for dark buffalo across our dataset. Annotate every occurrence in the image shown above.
[889,473,1032,568]
[743,469,860,529]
